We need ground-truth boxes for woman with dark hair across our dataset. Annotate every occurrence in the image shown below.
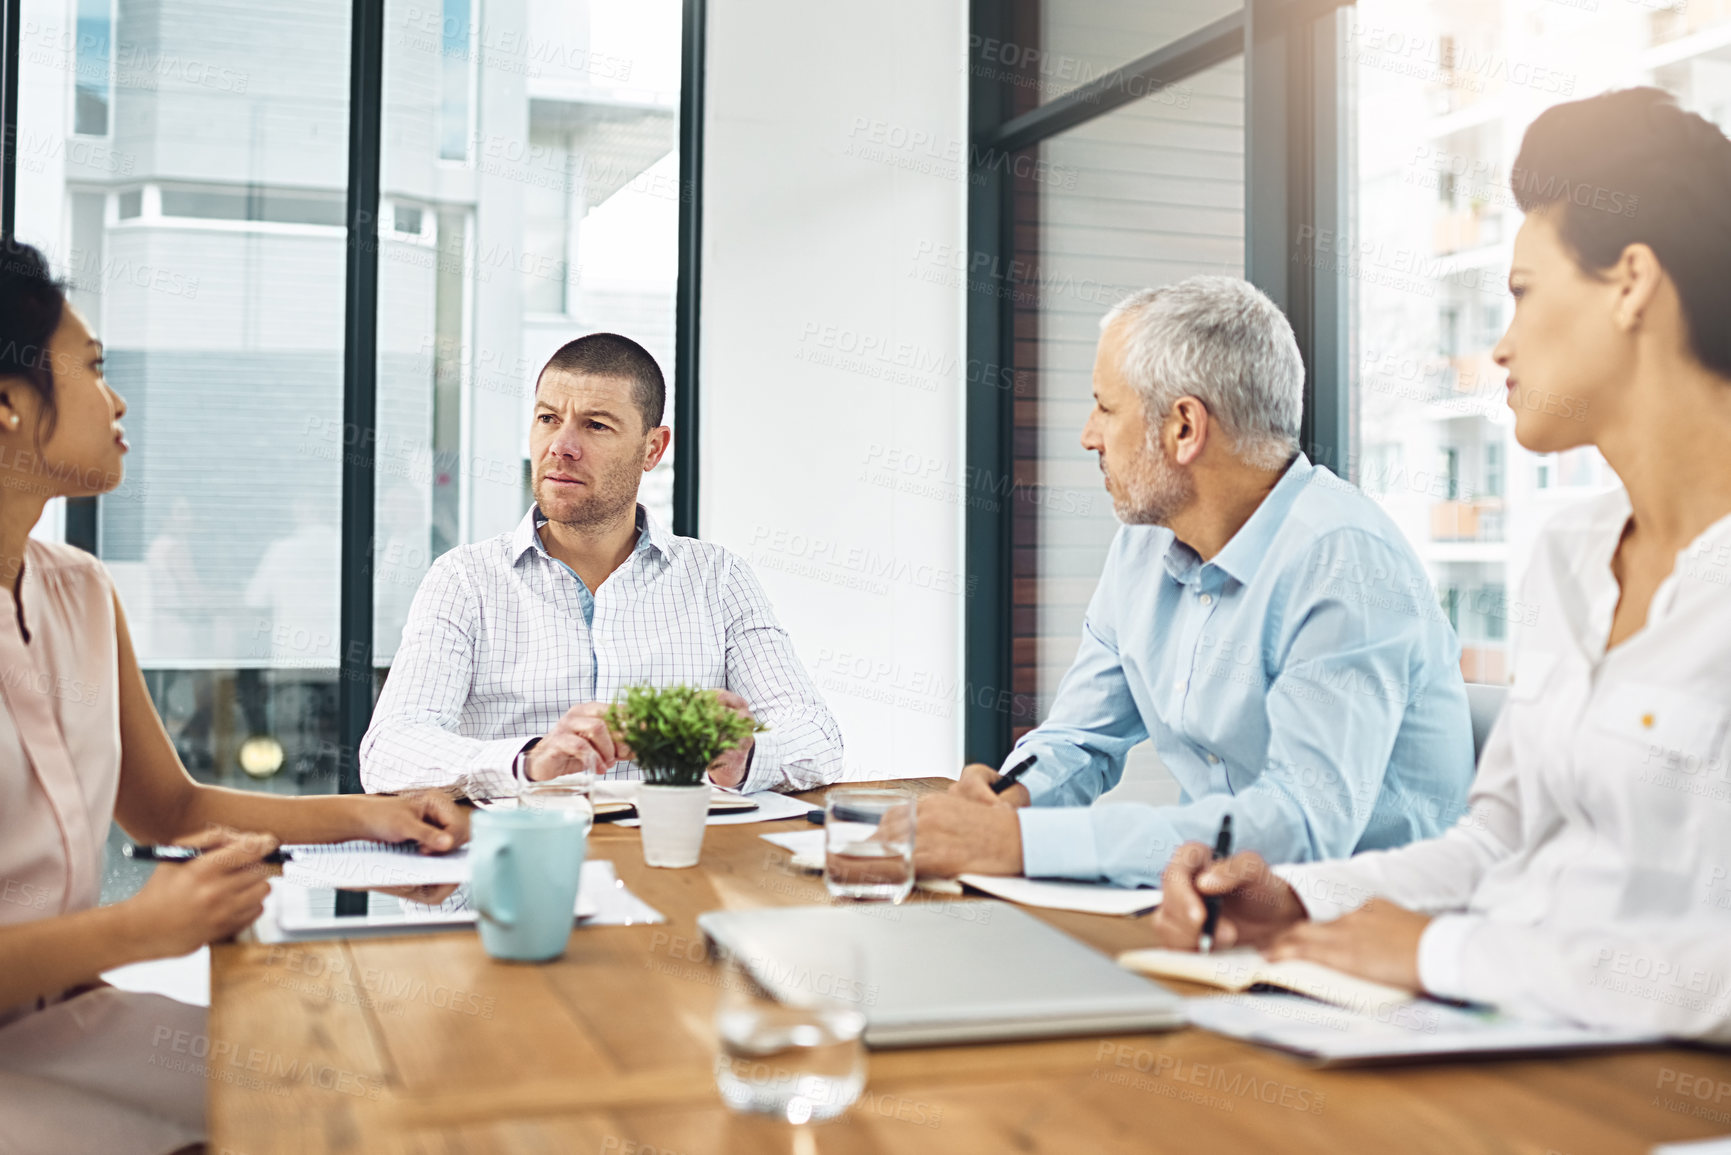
[0,239,469,1150]
[1152,87,1731,1040]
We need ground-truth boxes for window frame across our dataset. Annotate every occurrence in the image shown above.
[0,0,706,794]
[962,0,1356,763]
[3,0,21,237]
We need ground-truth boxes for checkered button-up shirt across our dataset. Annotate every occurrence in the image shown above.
[360,505,845,798]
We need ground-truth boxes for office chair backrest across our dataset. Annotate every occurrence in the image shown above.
[1464,682,1509,765]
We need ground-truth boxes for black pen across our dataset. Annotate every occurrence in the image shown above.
[1197,814,1233,955]
[991,753,1037,795]
[125,844,295,865]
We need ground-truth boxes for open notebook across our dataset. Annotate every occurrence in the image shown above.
[1117,948,1415,1018]
[1119,948,1665,1066]
[281,840,471,889]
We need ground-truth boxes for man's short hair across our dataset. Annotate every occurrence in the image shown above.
[538,333,666,430]
[1101,276,1303,471]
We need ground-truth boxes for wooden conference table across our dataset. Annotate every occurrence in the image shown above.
[209,780,1731,1154]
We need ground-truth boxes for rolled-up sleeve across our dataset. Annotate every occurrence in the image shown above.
[1021,530,1462,888]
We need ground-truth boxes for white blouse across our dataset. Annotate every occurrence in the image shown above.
[1280,487,1731,1041]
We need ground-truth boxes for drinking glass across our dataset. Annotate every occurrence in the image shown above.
[713,935,868,1123]
[519,774,595,835]
[823,789,915,903]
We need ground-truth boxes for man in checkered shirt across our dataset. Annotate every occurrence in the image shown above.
[360,333,844,799]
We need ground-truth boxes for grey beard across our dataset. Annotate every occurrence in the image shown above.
[1113,443,1195,526]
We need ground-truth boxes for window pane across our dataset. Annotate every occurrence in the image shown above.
[1344,0,1728,683]
[74,0,112,135]
[1009,59,1245,789]
[373,0,684,667]
[18,3,351,795]
[438,0,473,161]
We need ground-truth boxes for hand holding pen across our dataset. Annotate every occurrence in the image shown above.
[991,753,1037,795]
[126,837,429,865]
[1148,821,1310,953]
[948,754,1038,806]
[1197,814,1233,954]
[127,843,295,865]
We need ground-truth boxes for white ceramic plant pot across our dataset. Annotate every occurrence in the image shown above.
[637,783,710,868]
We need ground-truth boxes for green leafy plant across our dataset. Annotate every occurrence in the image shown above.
[604,684,766,787]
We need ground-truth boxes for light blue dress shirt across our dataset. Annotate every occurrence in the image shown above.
[1010,455,1474,888]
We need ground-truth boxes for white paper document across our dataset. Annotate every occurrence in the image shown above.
[1653,1140,1731,1155]
[957,874,1161,917]
[102,946,211,1007]
[1185,991,1664,1067]
[281,840,472,889]
[755,834,1159,912]
[761,828,825,867]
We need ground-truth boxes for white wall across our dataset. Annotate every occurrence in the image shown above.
[464,0,536,546]
[700,0,969,780]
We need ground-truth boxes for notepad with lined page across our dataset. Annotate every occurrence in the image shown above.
[280,841,471,889]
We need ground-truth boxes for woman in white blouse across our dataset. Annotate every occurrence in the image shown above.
[0,238,470,1152]
[1153,86,1731,1042]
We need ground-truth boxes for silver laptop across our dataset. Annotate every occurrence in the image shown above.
[696,901,1185,1048]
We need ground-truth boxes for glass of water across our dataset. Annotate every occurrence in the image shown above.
[713,935,868,1123]
[518,774,594,835]
[824,788,915,903]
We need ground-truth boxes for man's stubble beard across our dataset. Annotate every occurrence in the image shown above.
[1111,436,1195,527]
[534,451,643,531]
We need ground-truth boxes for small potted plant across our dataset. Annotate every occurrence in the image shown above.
[605,684,765,868]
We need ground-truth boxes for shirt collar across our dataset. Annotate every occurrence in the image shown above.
[634,504,675,559]
[1161,453,1314,588]
[1578,489,1632,653]
[510,507,544,563]
[511,504,671,566]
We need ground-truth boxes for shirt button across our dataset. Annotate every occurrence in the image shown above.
[1207,753,1220,764]
[1199,593,1213,606]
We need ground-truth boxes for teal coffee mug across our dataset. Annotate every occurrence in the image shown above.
[471,808,588,962]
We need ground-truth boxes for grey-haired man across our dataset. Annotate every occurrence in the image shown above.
[913,276,1474,889]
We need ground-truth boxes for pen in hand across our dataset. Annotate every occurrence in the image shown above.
[1197,813,1233,955]
[125,843,294,865]
[991,753,1037,795]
